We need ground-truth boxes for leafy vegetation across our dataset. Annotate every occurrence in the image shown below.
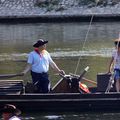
[35,0,120,11]
[35,0,60,11]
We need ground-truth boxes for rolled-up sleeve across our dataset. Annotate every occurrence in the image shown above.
[27,53,33,64]
[48,53,54,64]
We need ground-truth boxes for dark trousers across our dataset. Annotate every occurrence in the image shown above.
[31,71,50,93]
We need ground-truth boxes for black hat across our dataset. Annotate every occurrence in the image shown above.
[33,39,48,48]
[1,104,21,115]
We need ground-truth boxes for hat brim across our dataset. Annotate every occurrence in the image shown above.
[114,39,120,42]
[1,108,21,115]
[14,109,21,115]
[33,41,48,48]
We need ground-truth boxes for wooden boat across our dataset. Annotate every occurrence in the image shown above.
[0,67,119,113]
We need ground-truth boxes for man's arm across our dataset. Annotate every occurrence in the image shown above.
[50,61,65,75]
[21,63,32,75]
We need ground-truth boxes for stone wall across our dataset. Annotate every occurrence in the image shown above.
[0,0,35,8]
[0,0,119,17]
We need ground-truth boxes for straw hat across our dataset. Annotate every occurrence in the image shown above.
[1,104,21,115]
[114,39,120,42]
[114,38,120,46]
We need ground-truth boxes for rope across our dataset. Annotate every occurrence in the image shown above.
[74,1,99,74]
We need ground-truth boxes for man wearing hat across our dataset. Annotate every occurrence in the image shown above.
[21,39,65,93]
[1,104,21,120]
[108,38,120,92]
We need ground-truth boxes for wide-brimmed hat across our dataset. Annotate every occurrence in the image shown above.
[114,39,120,42]
[33,39,48,48]
[114,39,120,46]
[1,104,21,115]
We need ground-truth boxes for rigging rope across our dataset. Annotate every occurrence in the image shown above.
[74,0,99,74]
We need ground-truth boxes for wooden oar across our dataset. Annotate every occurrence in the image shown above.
[55,68,97,86]
[69,72,97,85]
[0,73,24,79]
[82,77,97,85]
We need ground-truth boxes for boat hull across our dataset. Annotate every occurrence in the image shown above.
[0,93,120,112]
[0,73,118,112]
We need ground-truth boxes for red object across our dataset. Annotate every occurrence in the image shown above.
[34,48,42,58]
[79,82,90,93]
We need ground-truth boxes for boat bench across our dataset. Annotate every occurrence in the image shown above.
[0,80,24,95]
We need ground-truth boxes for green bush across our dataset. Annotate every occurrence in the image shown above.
[35,0,119,11]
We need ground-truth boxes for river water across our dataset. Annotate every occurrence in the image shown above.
[0,22,120,119]
[21,112,120,120]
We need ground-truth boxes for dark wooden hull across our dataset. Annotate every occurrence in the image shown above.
[0,73,118,112]
[0,92,120,112]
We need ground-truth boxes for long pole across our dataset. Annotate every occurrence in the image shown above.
[0,73,23,79]
[82,77,97,85]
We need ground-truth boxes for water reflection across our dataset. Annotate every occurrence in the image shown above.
[0,22,120,84]
[0,22,120,57]
[1,112,120,120]
[0,22,119,53]
[20,112,120,120]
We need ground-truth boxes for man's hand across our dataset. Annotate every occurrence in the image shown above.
[59,70,65,75]
[18,72,25,76]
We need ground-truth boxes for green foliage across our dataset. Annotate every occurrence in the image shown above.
[35,0,60,11]
[35,0,59,8]
[35,0,119,11]
[78,0,95,5]
[77,0,119,7]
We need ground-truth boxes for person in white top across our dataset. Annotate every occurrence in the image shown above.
[22,39,65,93]
[1,104,21,120]
[108,38,120,92]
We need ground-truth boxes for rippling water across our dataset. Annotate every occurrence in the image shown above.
[20,112,120,120]
[0,22,119,81]
[0,22,120,119]
[1,111,120,120]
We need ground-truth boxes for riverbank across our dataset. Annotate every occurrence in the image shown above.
[0,14,120,23]
[0,0,120,23]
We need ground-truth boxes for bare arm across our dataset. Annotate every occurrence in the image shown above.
[21,63,31,75]
[108,57,114,73]
[50,61,65,75]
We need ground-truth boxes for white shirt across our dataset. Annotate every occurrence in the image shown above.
[9,116,21,120]
[27,50,54,73]
[112,49,120,69]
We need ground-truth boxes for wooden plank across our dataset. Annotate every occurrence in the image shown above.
[0,80,24,95]
[52,78,71,93]
[0,93,120,112]
[0,80,23,82]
